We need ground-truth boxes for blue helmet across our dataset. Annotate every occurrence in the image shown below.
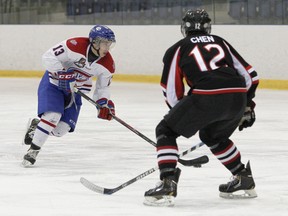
[89,25,116,44]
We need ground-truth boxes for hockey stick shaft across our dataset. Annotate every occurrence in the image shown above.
[74,88,206,166]
[80,166,158,195]
[74,88,157,146]
[80,151,209,195]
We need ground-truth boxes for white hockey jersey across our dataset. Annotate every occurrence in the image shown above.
[42,37,115,101]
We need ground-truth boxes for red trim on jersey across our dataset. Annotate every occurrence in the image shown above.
[66,37,89,56]
[245,65,252,71]
[82,84,92,87]
[97,52,115,74]
[175,51,184,100]
[192,87,247,95]
[252,80,259,84]
[74,69,92,78]
[160,82,167,89]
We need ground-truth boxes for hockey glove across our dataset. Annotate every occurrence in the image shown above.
[96,98,115,121]
[238,101,256,131]
[58,70,76,93]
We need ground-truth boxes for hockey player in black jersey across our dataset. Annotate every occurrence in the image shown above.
[144,9,259,206]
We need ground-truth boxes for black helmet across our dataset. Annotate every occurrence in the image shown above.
[181,9,211,37]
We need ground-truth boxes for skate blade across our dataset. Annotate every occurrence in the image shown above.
[21,159,34,168]
[220,189,257,199]
[143,196,175,207]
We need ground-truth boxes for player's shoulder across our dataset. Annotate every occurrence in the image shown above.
[207,34,229,45]
[166,39,183,54]
[66,37,90,56]
[163,39,183,60]
[97,52,115,73]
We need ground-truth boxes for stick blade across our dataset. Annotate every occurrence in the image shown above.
[178,155,209,167]
[80,177,105,194]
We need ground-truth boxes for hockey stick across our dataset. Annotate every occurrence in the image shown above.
[80,142,209,195]
[74,88,207,167]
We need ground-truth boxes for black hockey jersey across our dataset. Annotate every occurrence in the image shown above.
[161,34,259,108]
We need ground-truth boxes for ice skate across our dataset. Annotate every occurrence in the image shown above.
[22,147,40,167]
[219,161,257,199]
[23,118,40,145]
[144,168,181,207]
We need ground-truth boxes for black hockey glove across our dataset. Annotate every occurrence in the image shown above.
[238,101,256,131]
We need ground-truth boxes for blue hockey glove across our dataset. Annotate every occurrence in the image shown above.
[96,98,115,121]
[238,101,256,131]
[58,70,76,93]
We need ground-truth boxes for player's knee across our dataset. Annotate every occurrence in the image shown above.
[41,111,62,124]
[199,130,230,148]
[156,120,175,138]
[199,130,216,147]
[51,121,71,137]
[155,120,179,147]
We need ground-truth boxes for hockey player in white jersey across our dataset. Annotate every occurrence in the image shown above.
[22,25,116,167]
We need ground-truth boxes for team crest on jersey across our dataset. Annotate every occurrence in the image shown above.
[74,58,86,68]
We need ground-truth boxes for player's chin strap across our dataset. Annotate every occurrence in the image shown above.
[74,87,208,167]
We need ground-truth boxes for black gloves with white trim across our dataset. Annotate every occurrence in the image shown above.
[239,101,256,131]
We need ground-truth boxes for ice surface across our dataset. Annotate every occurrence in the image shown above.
[0,78,287,216]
